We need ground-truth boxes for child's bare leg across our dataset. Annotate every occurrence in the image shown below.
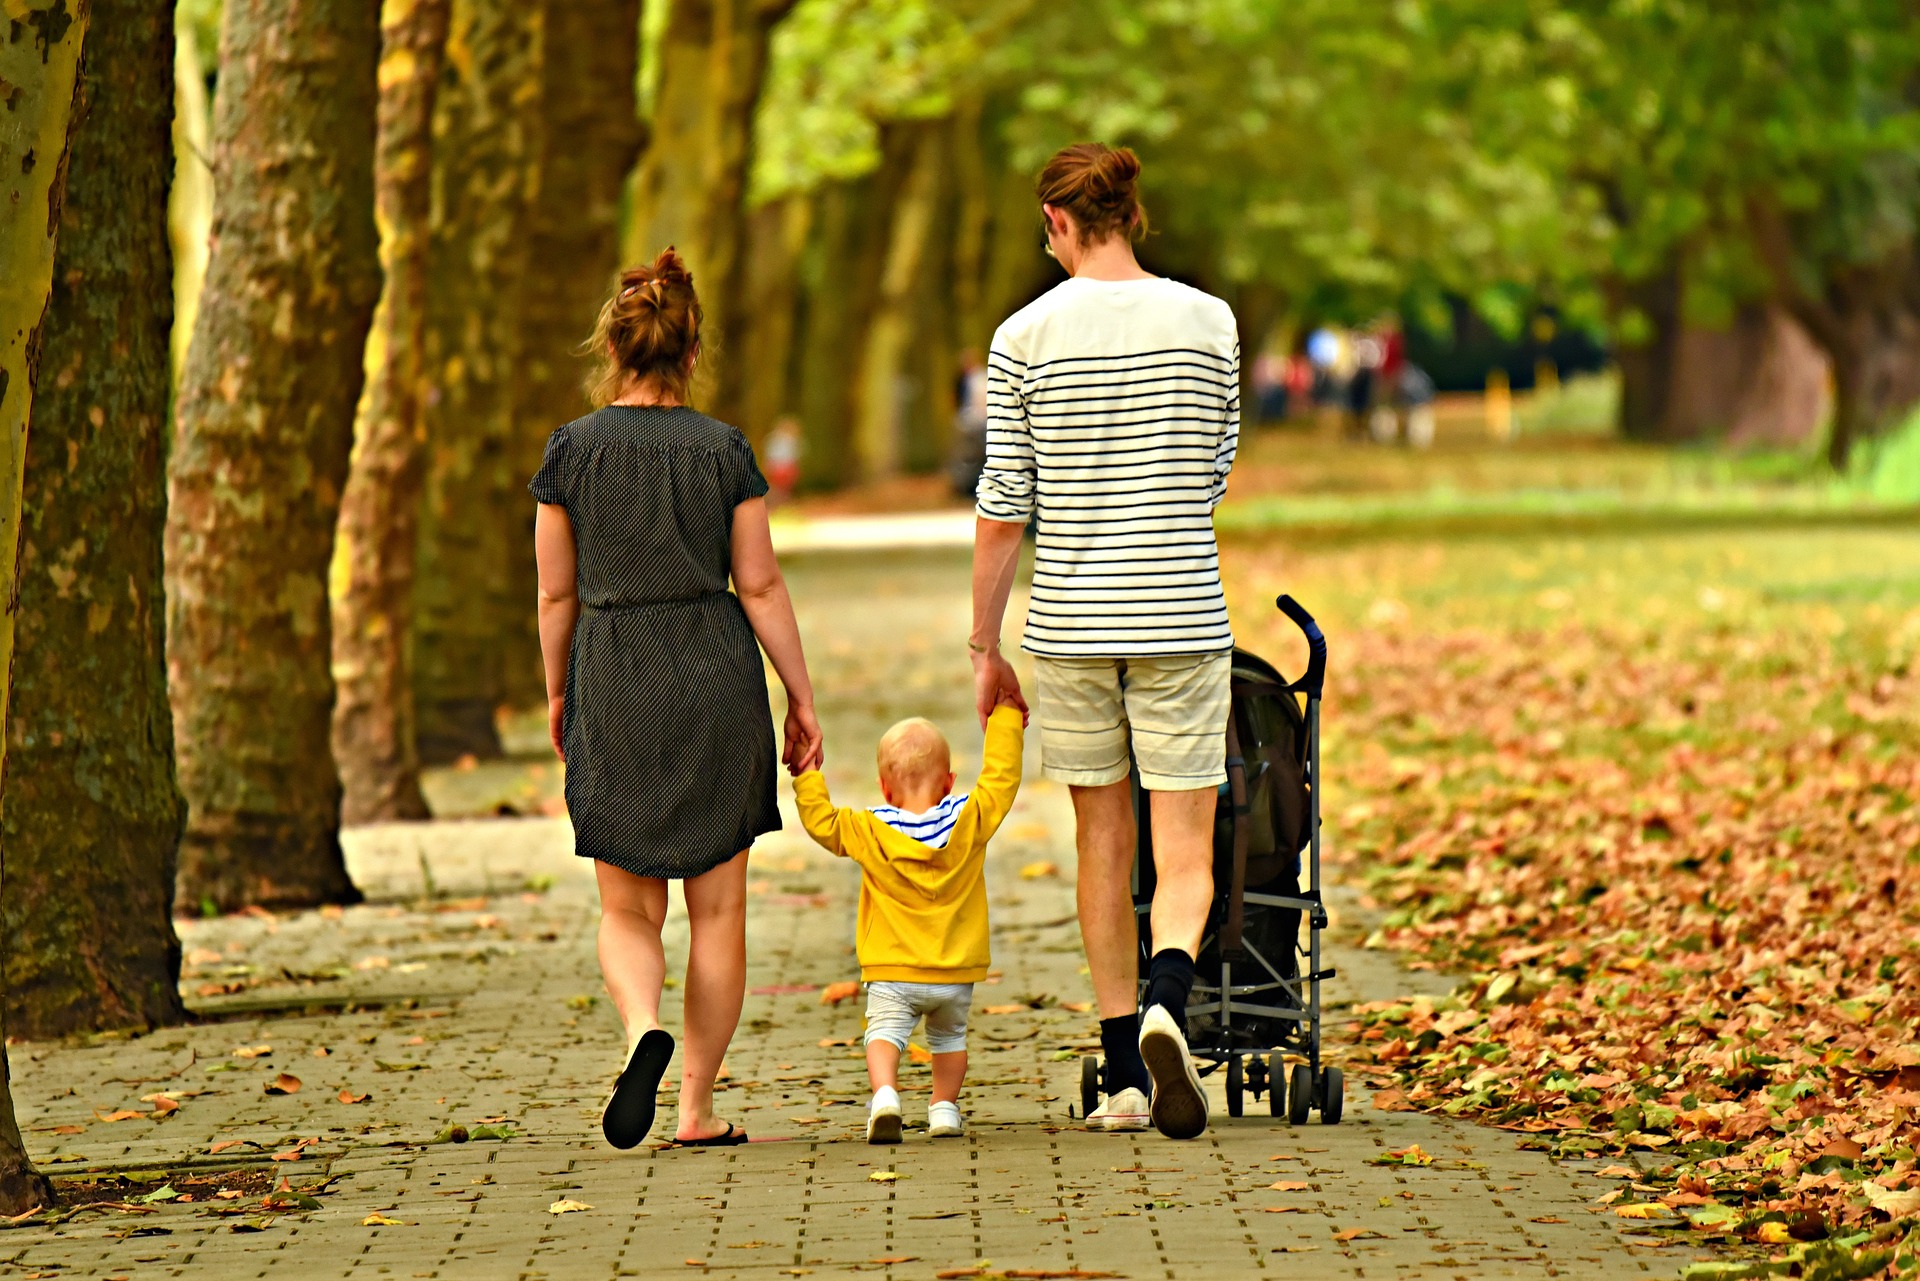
[867,1039,902,1093]
[930,1050,967,1105]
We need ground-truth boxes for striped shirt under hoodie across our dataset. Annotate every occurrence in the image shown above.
[976,276,1240,657]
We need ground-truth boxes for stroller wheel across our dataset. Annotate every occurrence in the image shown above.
[1267,1055,1286,1117]
[1080,1054,1101,1118]
[1287,1064,1314,1125]
[1319,1066,1345,1124]
[1226,1056,1244,1118]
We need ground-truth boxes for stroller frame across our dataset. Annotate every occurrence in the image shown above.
[1080,595,1344,1125]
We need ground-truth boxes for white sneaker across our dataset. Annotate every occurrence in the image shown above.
[867,1088,902,1145]
[1138,1005,1209,1140]
[1086,1086,1150,1132]
[927,1101,964,1138]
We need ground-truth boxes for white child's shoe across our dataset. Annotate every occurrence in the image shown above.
[867,1087,903,1145]
[1086,1085,1150,1132]
[1138,1005,1209,1140]
[927,1100,964,1138]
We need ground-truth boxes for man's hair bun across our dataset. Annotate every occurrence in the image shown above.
[1036,142,1148,244]
[588,247,704,405]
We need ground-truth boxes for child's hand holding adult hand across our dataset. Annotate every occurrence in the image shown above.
[782,701,824,776]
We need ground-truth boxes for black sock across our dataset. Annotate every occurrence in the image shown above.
[1144,948,1197,1034]
[1100,1014,1150,1096]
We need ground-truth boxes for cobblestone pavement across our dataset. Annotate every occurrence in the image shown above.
[2,548,1695,1279]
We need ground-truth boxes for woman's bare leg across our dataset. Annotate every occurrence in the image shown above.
[594,862,670,1056]
[676,850,749,1141]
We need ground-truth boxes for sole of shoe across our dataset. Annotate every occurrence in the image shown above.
[603,1029,674,1150]
[867,1110,903,1144]
[1088,1113,1149,1133]
[929,1124,963,1139]
[1139,1021,1208,1140]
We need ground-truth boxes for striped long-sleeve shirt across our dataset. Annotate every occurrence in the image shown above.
[975,276,1241,658]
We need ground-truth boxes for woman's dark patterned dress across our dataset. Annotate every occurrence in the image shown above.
[529,405,781,878]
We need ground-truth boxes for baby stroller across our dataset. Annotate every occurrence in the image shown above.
[1079,595,1344,1124]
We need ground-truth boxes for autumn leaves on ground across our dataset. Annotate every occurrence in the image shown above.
[1213,447,1920,1280]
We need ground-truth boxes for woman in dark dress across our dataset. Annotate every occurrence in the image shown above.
[532,249,823,1149]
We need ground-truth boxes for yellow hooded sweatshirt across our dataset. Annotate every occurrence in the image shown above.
[792,706,1024,984]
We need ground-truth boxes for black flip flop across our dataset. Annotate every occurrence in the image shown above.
[603,1029,674,1150]
[671,1122,749,1148]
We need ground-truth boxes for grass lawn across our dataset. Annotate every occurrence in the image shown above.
[1219,433,1919,1276]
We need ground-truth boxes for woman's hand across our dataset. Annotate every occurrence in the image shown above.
[972,647,1028,727]
[547,695,566,762]
[783,701,824,775]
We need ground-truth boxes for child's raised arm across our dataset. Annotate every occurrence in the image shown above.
[791,771,852,858]
[968,704,1026,839]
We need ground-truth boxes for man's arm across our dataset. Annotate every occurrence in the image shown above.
[971,336,1034,727]
[1212,335,1242,510]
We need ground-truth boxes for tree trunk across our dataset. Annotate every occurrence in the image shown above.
[492,0,645,713]
[0,0,88,1216]
[791,147,909,491]
[1749,201,1920,469]
[413,0,542,763]
[167,0,381,912]
[1664,304,1831,448]
[5,0,186,1037]
[330,0,451,825]
[1608,266,1683,443]
[856,119,949,479]
[729,194,811,446]
[629,0,797,423]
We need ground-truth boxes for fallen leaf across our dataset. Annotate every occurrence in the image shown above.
[867,1170,902,1183]
[1754,1222,1793,1243]
[362,1213,406,1226]
[819,981,860,1006]
[907,1044,934,1064]
[208,1140,249,1154]
[149,1097,180,1117]
[1529,1215,1567,1224]
[548,1199,593,1214]
[264,1074,301,1095]
[94,1110,144,1123]
[1596,1165,1638,1179]
[232,1044,272,1059]
[337,1089,370,1105]
[1614,1203,1670,1220]
[1019,861,1059,880]
[46,1125,83,1135]
[1332,1227,1385,1242]
[869,1258,918,1266]
[1268,1180,1311,1192]
[1865,1183,1920,1218]
[982,1004,1029,1016]
[1263,1206,1310,1213]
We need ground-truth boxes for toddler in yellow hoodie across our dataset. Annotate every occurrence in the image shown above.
[793,701,1024,1143]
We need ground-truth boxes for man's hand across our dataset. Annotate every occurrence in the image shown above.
[972,647,1028,728]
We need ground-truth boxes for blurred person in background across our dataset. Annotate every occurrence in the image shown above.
[764,416,802,506]
[948,347,991,498]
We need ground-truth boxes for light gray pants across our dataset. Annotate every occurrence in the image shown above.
[863,981,973,1053]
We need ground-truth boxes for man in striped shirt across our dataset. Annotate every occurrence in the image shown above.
[969,144,1239,1142]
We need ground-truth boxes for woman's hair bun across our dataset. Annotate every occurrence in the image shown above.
[588,246,705,406]
[1035,142,1148,244]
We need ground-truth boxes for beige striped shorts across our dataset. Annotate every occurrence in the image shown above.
[1032,652,1231,791]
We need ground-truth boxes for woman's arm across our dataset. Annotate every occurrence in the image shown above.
[534,503,580,760]
[731,496,824,774]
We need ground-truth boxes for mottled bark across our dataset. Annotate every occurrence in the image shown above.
[1667,305,1830,447]
[494,0,644,712]
[166,0,381,912]
[0,0,88,1216]
[413,0,541,763]
[331,0,451,824]
[5,0,186,1037]
[629,0,797,425]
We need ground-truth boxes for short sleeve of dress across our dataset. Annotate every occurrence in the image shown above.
[529,425,571,505]
[728,431,771,507]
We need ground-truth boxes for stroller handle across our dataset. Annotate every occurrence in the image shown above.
[1276,595,1327,699]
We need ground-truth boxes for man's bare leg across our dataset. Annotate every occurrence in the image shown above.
[1071,780,1152,1115]
[1136,784,1217,1140]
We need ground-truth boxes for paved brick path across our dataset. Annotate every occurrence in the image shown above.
[0,548,1689,1279]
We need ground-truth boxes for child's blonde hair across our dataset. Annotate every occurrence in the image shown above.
[877,717,951,792]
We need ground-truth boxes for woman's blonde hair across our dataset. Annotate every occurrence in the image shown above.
[586,247,703,406]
